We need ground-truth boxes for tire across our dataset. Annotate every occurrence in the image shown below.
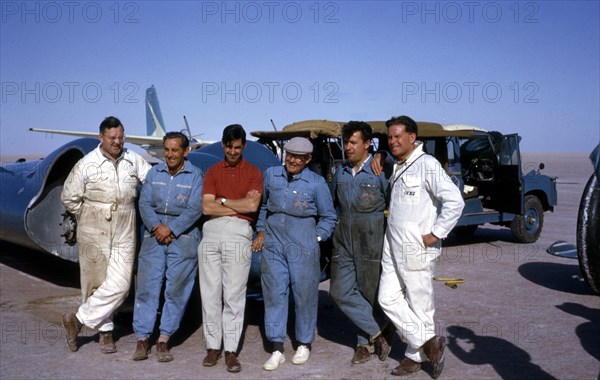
[511,195,544,243]
[452,225,478,237]
[577,173,600,294]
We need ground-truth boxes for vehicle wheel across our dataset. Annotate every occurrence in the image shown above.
[452,225,478,237]
[577,173,600,294]
[511,195,544,243]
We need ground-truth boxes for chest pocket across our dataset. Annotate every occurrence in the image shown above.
[356,182,382,212]
[400,176,420,204]
[267,183,287,212]
[173,184,192,206]
[289,188,315,216]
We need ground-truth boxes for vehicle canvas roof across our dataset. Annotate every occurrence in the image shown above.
[251,120,487,140]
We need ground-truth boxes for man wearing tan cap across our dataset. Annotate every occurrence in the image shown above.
[252,137,337,371]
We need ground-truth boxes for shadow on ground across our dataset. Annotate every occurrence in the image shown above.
[446,325,557,380]
[518,261,596,295]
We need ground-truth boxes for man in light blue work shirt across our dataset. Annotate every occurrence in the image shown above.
[252,137,337,371]
[132,132,203,362]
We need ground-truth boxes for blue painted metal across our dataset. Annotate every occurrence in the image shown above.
[0,137,281,293]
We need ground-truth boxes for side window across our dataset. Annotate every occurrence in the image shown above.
[499,135,520,165]
[447,138,456,166]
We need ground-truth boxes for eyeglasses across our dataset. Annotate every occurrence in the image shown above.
[103,134,126,143]
[285,153,309,162]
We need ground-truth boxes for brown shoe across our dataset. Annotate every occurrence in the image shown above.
[375,323,396,361]
[99,331,117,354]
[423,336,446,379]
[132,339,150,361]
[156,341,173,362]
[351,345,372,364]
[61,313,82,352]
[202,349,222,367]
[391,358,422,376]
[225,351,241,373]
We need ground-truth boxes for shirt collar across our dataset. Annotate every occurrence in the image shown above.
[157,159,193,174]
[96,144,128,164]
[219,157,247,168]
[276,165,311,182]
[343,154,374,176]
[398,142,424,166]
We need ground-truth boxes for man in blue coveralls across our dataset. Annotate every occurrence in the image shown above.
[329,121,395,365]
[131,132,203,362]
[252,137,337,371]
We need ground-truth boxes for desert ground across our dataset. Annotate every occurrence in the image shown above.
[0,152,598,379]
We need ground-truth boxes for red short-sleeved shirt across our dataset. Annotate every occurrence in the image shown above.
[202,158,264,222]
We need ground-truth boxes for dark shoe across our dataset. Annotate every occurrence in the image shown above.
[132,339,150,361]
[351,345,372,364]
[61,313,82,352]
[225,351,241,373]
[99,331,117,354]
[423,336,446,379]
[202,349,222,367]
[391,358,422,376]
[156,341,173,362]
[375,323,396,361]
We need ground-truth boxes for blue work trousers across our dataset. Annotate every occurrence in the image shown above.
[133,231,199,338]
[330,212,387,346]
[260,219,321,346]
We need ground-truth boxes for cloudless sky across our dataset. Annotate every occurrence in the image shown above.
[1,0,599,156]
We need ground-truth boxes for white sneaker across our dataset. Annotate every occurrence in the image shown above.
[263,350,285,371]
[292,345,310,365]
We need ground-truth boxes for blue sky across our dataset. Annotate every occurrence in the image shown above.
[1,0,599,155]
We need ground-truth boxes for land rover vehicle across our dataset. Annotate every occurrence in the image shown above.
[252,119,557,244]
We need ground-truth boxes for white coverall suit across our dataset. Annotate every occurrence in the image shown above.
[378,143,464,363]
[61,146,151,332]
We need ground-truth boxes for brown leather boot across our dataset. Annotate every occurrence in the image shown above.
[202,349,222,367]
[423,335,446,379]
[61,313,82,352]
[132,339,150,361]
[391,357,422,376]
[351,345,372,364]
[375,322,396,361]
[156,341,173,362]
[99,331,117,354]
[225,351,241,373]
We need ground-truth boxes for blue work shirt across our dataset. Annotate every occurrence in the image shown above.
[257,165,337,245]
[330,156,388,301]
[331,156,388,216]
[139,160,203,237]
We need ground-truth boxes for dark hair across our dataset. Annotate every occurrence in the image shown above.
[386,115,418,138]
[342,121,373,142]
[163,131,190,149]
[222,124,246,145]
[99,116,123,134]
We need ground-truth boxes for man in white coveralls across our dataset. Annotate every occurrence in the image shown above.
[377,115,464,378]
[61,116,151,354]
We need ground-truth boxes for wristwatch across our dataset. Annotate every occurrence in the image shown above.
[220,198,227,205]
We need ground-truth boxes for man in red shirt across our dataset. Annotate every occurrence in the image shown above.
[198,124,263,373]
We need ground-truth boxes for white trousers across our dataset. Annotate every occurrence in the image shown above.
[378,228,437,363]
[75,204,136,332]
[198,217,253,352]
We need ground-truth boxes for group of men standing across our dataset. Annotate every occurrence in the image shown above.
[60,115,464,378]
